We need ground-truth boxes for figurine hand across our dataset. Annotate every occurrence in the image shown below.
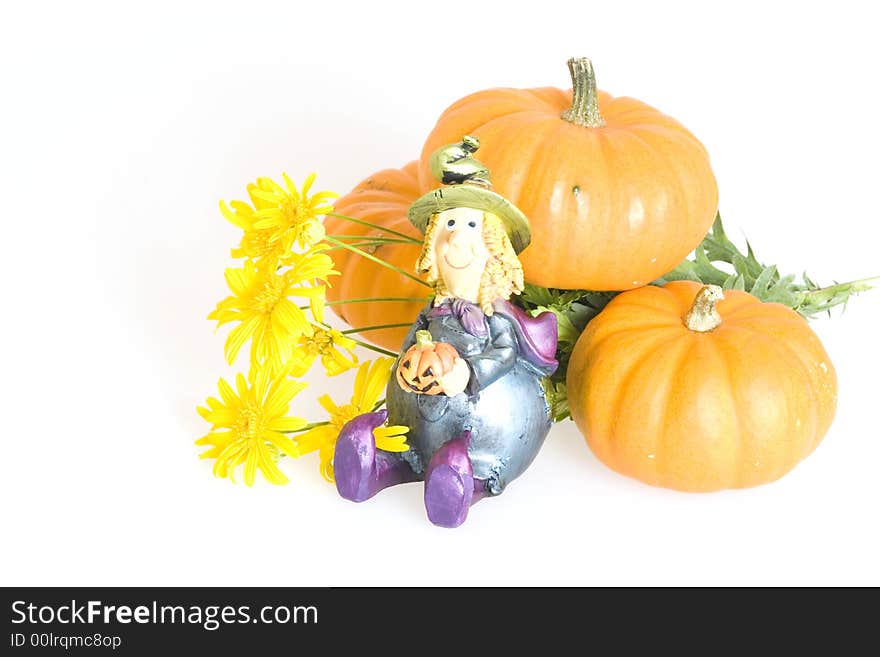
[438,357,470,397]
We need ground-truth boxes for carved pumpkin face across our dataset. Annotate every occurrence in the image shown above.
[396,332,459,396]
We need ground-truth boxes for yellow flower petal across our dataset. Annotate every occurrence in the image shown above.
[352,358,393,412]
[374,425,410,452]
[308,286,326,324]
[266,430,301,458]
[335,333,358,351]
[296,425,335,455]
[216,377,238,407]
[273,298,309,337]
[266,415,307,434]
[317,393,338,416]
[319,443,335,482]
[243,447,258,486]
[264,378,307,417]
[196,367,310,486]
[256,442,289,485]
[196,429,234,449]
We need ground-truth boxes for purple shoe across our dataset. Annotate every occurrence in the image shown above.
[424,432,486,528]
[334,409,416,502]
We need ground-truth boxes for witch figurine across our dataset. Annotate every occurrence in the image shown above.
[333,136,559,527]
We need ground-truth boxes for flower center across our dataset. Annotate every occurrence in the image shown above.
[235,405,264,442]
[331,403,359,431]
[251,276,286,314]
[243,229,278,258]
[281,197,308,228]
[312,330,335,355]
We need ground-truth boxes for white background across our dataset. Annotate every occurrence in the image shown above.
[2,1,878,586]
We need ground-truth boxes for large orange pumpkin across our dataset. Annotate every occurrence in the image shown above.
[418,58,719,291]
[324,161,430,351]
[566,281,837,492]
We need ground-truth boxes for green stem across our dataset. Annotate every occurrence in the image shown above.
[315,320,400,357]
[797,276,880,317]
[348,337,398,357]
[282,420,329,433]
[299,296,432,310]
[322,240,400,253]
[560,57,605,128]
[326,212,422,243]
[327,296,432,305]
[324,236,432,289]
[283,401,389,434]
[318,322,400,358]
[325,235,417,245]
[341,323,413,335]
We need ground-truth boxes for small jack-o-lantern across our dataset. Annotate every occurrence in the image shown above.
[396,330,459,395]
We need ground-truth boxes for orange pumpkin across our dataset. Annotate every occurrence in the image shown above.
[418,58,719,291]
[566,281,837,492]
[395,330,459,396]
[324,161,430,351]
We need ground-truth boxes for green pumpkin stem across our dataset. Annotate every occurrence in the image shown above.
[415,330,434,349]
[561,57,605,128]
[684,285,724,332]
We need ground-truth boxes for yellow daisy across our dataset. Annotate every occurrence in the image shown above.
[282,248,338,323]
[289,326,359,377]
[297,358,410,482]
[220,183,286,263]
[284,246,337,282]
[196,366,306,485]
[208,259,328,373]
[250,173,337,252]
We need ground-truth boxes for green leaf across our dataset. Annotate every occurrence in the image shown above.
[542,379,570,423]
[731,253,752,278]
[658,259,701,282]
[794,276,880,317]
[664,213,876,319]
[534,305,580,346]
[750,264,777,297]
[519,283,556,308]
[722,272,739,289]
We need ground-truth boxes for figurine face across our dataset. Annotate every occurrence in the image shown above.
[434,207,490,303]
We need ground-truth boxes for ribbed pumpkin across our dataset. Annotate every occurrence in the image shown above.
[418,58,719,291]
[395,330,459,396]
[566,281,837,492]
[324,161,429,351]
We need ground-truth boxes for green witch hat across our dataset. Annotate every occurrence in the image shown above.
[408,135,532,254]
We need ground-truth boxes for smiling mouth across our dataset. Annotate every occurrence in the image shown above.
[444,255,473,270]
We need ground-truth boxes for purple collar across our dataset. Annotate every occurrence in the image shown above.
[427,298,489,337]
[426,298,558,374]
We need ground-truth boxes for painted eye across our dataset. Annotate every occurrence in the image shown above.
[447,219,455,228]
[468,220,477,228]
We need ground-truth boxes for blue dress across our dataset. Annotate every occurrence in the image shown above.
[385,299,558,495]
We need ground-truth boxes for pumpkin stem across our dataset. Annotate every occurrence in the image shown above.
[684,285,724,332]
[561,57,605,128]
[415,330,434,349]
